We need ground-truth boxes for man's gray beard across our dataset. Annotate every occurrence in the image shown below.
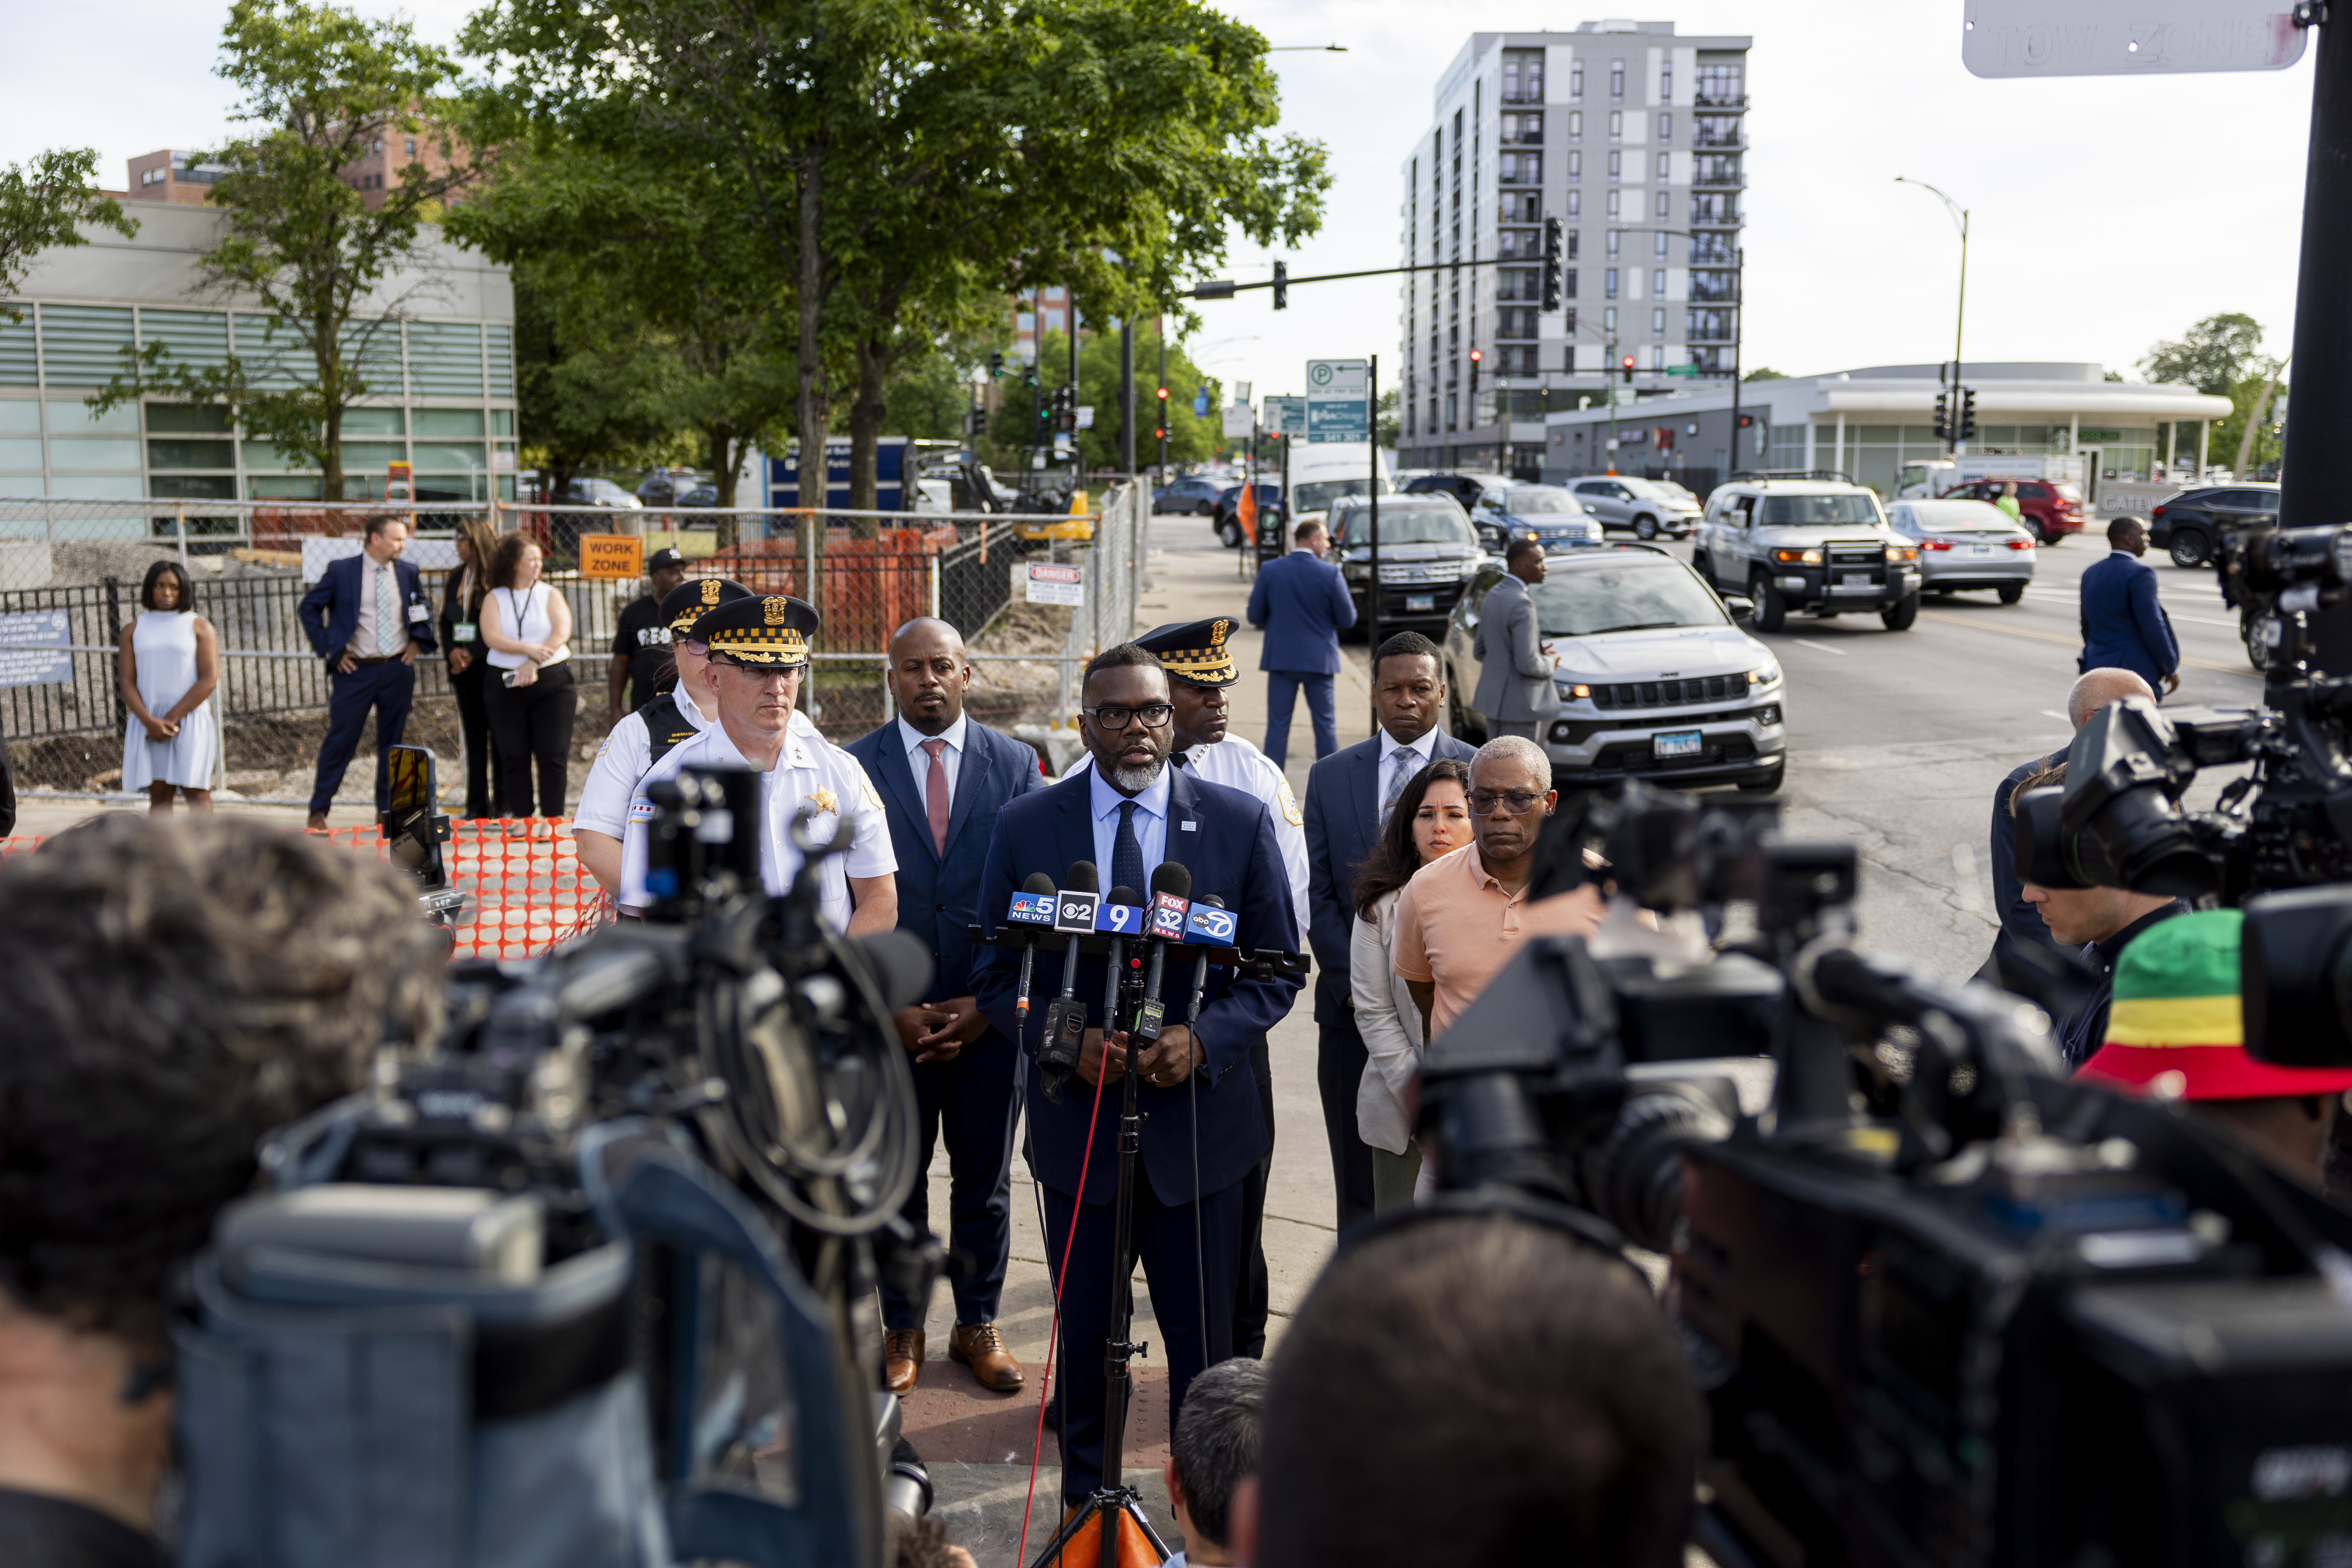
[1108,758,1164,793]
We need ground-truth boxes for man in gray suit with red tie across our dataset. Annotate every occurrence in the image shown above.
[843,617,1045,1397]
[1302,631,1476,1229]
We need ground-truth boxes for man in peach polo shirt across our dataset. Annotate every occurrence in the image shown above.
[1394,736,1605,1041]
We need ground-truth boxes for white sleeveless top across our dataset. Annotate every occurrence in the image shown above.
[488,582,557,669]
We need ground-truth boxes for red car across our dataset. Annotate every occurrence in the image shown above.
[1938,478,2087,544]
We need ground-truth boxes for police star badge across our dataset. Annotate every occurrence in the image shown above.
[808,788,839,813]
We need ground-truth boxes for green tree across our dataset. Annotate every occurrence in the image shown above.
[2140,312,2265,393]
[445,124,796,540]
[2214,365,2288,478]
[507,262,693,504]
[985,327,1220,473]
[461,0,1328,525]
[0,150,136,320]
[1376,385,1400,449]
[95,0,476,501]
[1741,366,1786,382]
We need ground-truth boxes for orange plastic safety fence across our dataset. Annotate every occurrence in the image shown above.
[0,818,612,960]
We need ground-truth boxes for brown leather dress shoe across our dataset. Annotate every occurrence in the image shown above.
[948,1321,1025,1392]
[306,812,331,834]
[883,1328,925,1395]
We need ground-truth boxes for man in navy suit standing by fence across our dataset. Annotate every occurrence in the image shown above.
[971,643,1302,1508]
[843,616,1043,1400]
[296,516,437,829]
[1247,518,1356,766]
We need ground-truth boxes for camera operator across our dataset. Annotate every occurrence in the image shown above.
[2077,910,2352,1187]
[0,816,441,1567]
[2011,760,2188,1065]
[618,594,898,934]
[1162,1357,1266,1568]
[1987,668,2156,974]
[1392,736,1603,1044]
[1240,1211,1704,1568]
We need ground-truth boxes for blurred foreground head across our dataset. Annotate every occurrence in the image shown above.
[0,815,442,1341]
[1257,1212,1705,1568]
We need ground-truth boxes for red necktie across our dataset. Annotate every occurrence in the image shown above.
[921,738,950,854]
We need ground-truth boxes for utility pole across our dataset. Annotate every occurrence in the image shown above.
[1157,333,1168,486]
[1896,178,1968,456]
[1367,352,1381,729]
[1119,318,1136,475]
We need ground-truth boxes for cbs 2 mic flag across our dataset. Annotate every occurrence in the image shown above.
[1150,891,1190,942]
[1054,891,1101,935]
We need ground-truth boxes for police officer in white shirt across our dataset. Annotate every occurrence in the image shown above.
[617,594,897,935]
[576,577,819,891]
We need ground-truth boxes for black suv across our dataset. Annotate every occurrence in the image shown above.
[2149,483,2279,568]
[1213,484,1287,549]
[1403,472,1511,514]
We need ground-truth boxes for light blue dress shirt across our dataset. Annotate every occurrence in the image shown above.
[1088,760,1170,896]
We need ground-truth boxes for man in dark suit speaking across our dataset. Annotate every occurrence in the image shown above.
[843,617,1044,1398]
[1301,630,1476,1229]
[971,644,1303,1507]
[296,516,437,829]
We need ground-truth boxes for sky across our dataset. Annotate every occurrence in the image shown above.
[0,0,2320,412]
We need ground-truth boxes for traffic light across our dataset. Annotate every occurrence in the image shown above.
[1620,354,1636,384]
[1542,216,1564,312]
[1959,388,1978,442]
[988,351,1004,379]
[1932,392,1950,442]
[1273,260,1288,311]
[1736,414,1754,429]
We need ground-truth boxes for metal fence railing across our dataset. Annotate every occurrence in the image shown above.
[0,486,1152,802]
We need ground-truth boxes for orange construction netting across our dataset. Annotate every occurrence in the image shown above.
[0,817,612,961]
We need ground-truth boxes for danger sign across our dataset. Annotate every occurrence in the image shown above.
[578,534,644,580]
[1025,563,1084,606]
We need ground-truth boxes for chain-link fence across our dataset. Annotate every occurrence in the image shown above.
[0,486,1152,802]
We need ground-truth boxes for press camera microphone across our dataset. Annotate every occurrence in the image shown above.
[1132,863,1192,1047]
[1187,895,1226,1025]
[1008,871,1058,1035]
[1039,862,1098,1099]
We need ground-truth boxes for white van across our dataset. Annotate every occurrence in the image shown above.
[1282,442,1394,525]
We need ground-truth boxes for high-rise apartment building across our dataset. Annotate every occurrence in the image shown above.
[1396,20,1750,477]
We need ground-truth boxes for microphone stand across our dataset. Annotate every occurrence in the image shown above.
[1032,934,1170,1568]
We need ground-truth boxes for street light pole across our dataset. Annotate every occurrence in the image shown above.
[1896,177,1969,455]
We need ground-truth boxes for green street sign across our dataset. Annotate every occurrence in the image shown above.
[1664,364,1702,378]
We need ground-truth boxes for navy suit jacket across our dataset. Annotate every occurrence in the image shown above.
[1246,549,1356,674]
[842,718,1044,1000]
[1302,732,1478,1023]
[297,553,437,665]
[2078,552,2178,689]
[971,767,1304,1205]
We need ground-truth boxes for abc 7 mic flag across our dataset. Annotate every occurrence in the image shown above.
[1184,905,1238,946]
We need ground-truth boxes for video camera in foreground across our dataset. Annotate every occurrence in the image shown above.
[170,764,935,1568]
[1415,780,2352,1568]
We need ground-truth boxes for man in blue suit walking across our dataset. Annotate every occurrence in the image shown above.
[1301,630,1475,1229]
[971,644,1302,1507]
[845,617,1045,1399]
[296,517,437,829]
[2078,517,2180,697]
[1246,518,1356,766]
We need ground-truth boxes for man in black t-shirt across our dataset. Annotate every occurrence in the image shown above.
[610,547,692,723]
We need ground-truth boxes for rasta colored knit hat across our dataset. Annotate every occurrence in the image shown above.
[2077,908,2352,1101]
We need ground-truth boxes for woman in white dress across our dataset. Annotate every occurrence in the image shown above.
[1348,757,1474,1211]
[117,559,220,813]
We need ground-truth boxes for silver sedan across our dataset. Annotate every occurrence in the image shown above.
[1886,499,2037,603]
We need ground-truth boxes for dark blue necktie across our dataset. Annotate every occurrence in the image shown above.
[1112,801,1146,896]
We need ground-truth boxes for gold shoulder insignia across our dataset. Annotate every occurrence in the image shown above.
[1278,778,1303,827]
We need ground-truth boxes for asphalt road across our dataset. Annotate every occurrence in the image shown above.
[1639,530,2262,981]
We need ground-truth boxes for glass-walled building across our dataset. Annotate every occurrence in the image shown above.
[0,200,516,527]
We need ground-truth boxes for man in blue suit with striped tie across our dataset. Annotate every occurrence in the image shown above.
[971,643,1303,1508]
[843,617,1044,1398]
[1246,517,1357,766]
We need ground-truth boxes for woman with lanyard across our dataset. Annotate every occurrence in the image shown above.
[438,515,503,820]
[480,533,576,837]
[1347,756,1473,1210]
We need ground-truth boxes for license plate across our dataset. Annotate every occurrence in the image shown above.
[1970,544,1994,556]
[1406,594,1435,612]
[1837,572,1875,588]
[1654,730,1703,760]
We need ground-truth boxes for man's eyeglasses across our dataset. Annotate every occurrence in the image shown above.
[1083,702,1175,730]
[1469,788,1546,816]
